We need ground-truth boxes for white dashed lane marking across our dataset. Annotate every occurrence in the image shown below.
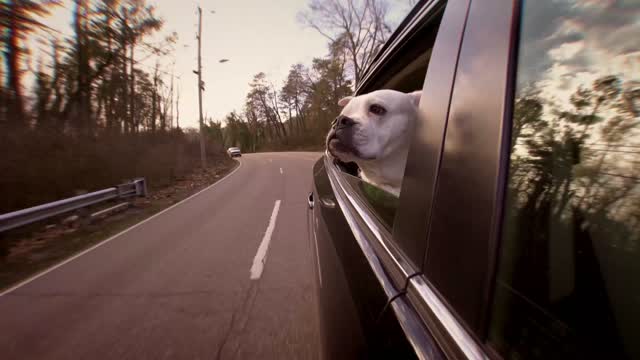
[249,200,281,280]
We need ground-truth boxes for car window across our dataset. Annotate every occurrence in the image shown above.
[489,1,640,359]
[341,173,399,226]
[334,3,446,232]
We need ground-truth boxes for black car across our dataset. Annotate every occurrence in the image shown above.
[308,0,640,359]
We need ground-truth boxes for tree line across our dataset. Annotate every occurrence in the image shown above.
[1,0,180,133]
[219,0,395,152]
[0,0,225,213]
[0,0,400,211]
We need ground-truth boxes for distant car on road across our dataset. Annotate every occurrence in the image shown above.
[227,147,241,157]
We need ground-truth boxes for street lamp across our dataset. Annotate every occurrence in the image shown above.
[195,5,230,169]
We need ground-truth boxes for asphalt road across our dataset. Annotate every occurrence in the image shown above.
[0,152,323,360]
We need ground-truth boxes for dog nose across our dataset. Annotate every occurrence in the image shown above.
[335,115,355,129]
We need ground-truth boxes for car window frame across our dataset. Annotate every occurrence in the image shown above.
[404,0,520,355]
[391,0,470,272]
[326,0,469,292]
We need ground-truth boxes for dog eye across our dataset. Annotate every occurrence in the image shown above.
[369,104,386,116]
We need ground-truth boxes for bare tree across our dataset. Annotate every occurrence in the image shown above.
[300,0,392,85]
[72,0,92,134]
[280,63,311,134]
[246,72,287,140]
[151,61,159,132]
[1,0,60,126]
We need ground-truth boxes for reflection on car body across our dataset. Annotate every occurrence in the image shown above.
[308,0,640,359]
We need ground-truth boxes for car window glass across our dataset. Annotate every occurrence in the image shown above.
[341,172,399,226]
[489,1,640,359]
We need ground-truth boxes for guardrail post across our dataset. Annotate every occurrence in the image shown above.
[117,184,126,198]
[134,178,147,197]
[78,207,92,227]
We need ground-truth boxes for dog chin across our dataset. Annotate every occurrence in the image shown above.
[328,140,379,163]
[328,139,353,160]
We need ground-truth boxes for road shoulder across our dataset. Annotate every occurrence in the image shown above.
[0,158,240,293]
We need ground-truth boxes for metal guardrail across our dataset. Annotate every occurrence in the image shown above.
[0,178,147,233]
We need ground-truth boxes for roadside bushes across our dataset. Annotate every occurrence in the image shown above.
[0,127,227,213]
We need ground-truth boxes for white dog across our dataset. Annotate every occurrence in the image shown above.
[326,89,421,196]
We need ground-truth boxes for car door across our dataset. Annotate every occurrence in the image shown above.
[309,0,471,358]
[310,159,384,359]
[403,0,640,359]
[398,0,516,357]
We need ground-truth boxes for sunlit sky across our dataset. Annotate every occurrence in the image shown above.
[30,0,412,129]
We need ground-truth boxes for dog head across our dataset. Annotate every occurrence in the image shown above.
[326,89,421,163]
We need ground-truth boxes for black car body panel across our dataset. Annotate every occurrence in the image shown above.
[311,158,388,358]
[422,0,516,333]
[312,155,445,359]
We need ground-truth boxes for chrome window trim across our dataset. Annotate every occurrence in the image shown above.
[326,153,446,359]
[326,156,489,360]
[390,295,446,360]
[324,154,400,300]
[409,276,488,360]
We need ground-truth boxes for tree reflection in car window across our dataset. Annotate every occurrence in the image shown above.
[489,1,640,359]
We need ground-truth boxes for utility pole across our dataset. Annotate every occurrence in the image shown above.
[169,72,174,129]
[196,6,206,168]
[176,83,180,129]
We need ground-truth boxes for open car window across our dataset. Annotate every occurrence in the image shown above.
[340,172,399,227]
[331,2,446,235]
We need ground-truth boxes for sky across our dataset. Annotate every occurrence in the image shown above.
[29,0,414,129]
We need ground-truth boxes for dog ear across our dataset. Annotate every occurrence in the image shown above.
[338,96,354,107]
[408,90,422,107]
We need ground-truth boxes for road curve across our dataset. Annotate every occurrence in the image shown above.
[0,152,323,360]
